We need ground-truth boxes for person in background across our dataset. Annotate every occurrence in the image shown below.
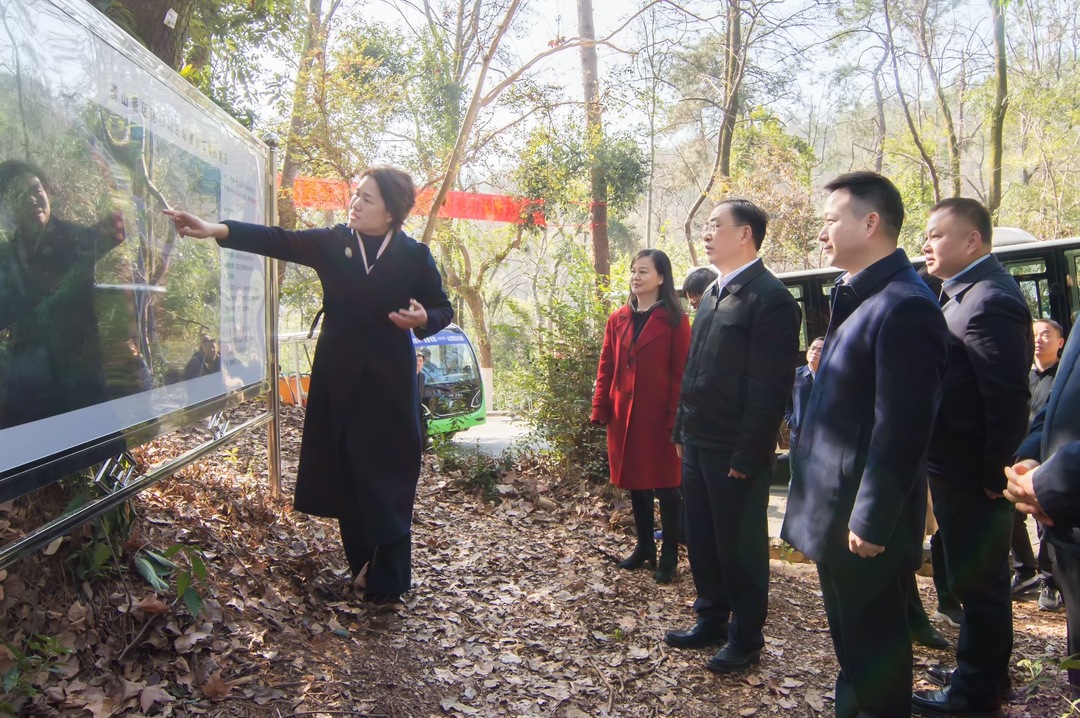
[916,267,963,632]
[781,172,949,718]
[914,198,1032,717]
[183,334,220,380]
[0,160,126,429]
[1004,326,1080,694]
[1010,318,1066,610]
[666,199,800,674]
[164,166,453,606]
[681,266,719,312]
[784,336,823,475]
[419,347,441,382]
[592,249,691,584]
[416,350,429,448]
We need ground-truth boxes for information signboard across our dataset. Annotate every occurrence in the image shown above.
[0,0,271,500]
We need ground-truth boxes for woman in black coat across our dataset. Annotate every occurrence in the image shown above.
[165,166,453,604]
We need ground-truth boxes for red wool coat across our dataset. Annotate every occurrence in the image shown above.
[591,304,691,489]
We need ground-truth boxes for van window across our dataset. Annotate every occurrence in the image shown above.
[1066,250,1080,328]
[1004,259,1051,319]
[787,284,808,350]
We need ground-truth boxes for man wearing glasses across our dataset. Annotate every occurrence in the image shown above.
[665,199,800,674]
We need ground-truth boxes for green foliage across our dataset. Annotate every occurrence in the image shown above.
[135,544,210,618]
[514,243,613,483]
[514,122,648,236]
[723,108,821,271]
[0,635,72,715]
[1016,653,1080,712]
[184,0,302,126]
[65,489,137,580]
[432,434,510,503]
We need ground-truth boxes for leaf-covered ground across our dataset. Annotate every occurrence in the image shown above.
[1,404,1076,716]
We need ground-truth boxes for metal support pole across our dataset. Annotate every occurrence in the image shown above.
[0,413,272,570]
[263,133,283,499]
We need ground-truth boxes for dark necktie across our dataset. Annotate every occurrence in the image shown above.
[939,289,951,308]
[712,283,729,309]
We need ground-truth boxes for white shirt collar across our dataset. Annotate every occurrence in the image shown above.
[707,257,759,296]
[942,253,993,291]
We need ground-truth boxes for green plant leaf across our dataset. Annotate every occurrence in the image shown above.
[182,586,204,618]
[134,557,169,592]
[190,553,207,582]
[156,546,185,564]
[176,571,191,597]
[146,550,178,570]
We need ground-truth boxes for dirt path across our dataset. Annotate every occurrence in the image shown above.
[1,405,1074,716]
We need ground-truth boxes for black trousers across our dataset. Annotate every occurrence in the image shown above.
[338,519,412,597]
[903,571,932,630]
[1011,509,1055,585]
[930,530,959,611]
[682,444,770,652]
[930,478,1013,701]
[1049,543,1080,688]
[818,548,912,718]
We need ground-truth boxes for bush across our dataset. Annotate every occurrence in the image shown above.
[516,244,617,483]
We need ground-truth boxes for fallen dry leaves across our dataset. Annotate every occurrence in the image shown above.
[0,404,1075,716]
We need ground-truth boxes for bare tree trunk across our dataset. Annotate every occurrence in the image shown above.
[419,0,523,246]
[718,0,742,178]
[988,0,1009,219]
[578,0,609,279]
[682,0,743,266]
[884,0,941,201]
[915,0,961,197]
[278,0,339,232]
[872,44,889,173]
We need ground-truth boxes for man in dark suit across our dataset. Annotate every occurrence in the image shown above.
[784,336,823,476]
[912,198,1033,717]
[781,172,949,718]
[665,199,801,673]
[1004,326,1080,692]
[1010,319,1065,608]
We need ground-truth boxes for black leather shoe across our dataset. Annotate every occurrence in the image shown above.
[911,623,950,649]
[923,665,953,688]
[911,687,1004,717]
[664,619,728,649]
[705,643,761,674]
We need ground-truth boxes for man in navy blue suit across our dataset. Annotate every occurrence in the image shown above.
[782,172,949,718]
[784,336,823,477]
[912,199,1033,717]
[1005,327,1080,693]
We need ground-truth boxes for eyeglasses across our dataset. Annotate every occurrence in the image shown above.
[705,222,748,232]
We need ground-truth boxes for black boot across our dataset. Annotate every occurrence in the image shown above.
[619,490,656,569]
[654,488,680,583]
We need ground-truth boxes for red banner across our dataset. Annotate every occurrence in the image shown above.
[287,176,543,226]
[415,188,545,226]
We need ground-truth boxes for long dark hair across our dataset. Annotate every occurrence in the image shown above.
[630,249,683,326]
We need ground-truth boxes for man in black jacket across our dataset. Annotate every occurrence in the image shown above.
[1005,326,1080,691]
[664,199,800,674]
[781,172,949,718]
[913,198,1033,718]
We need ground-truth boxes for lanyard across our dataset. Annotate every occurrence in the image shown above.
[353,229,393,275]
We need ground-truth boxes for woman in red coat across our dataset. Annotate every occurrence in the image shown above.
[592,249,691,583]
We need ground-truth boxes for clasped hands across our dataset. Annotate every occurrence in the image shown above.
[1003,459,1052,525]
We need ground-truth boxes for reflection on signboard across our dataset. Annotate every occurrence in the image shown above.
[0,0,269,499]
